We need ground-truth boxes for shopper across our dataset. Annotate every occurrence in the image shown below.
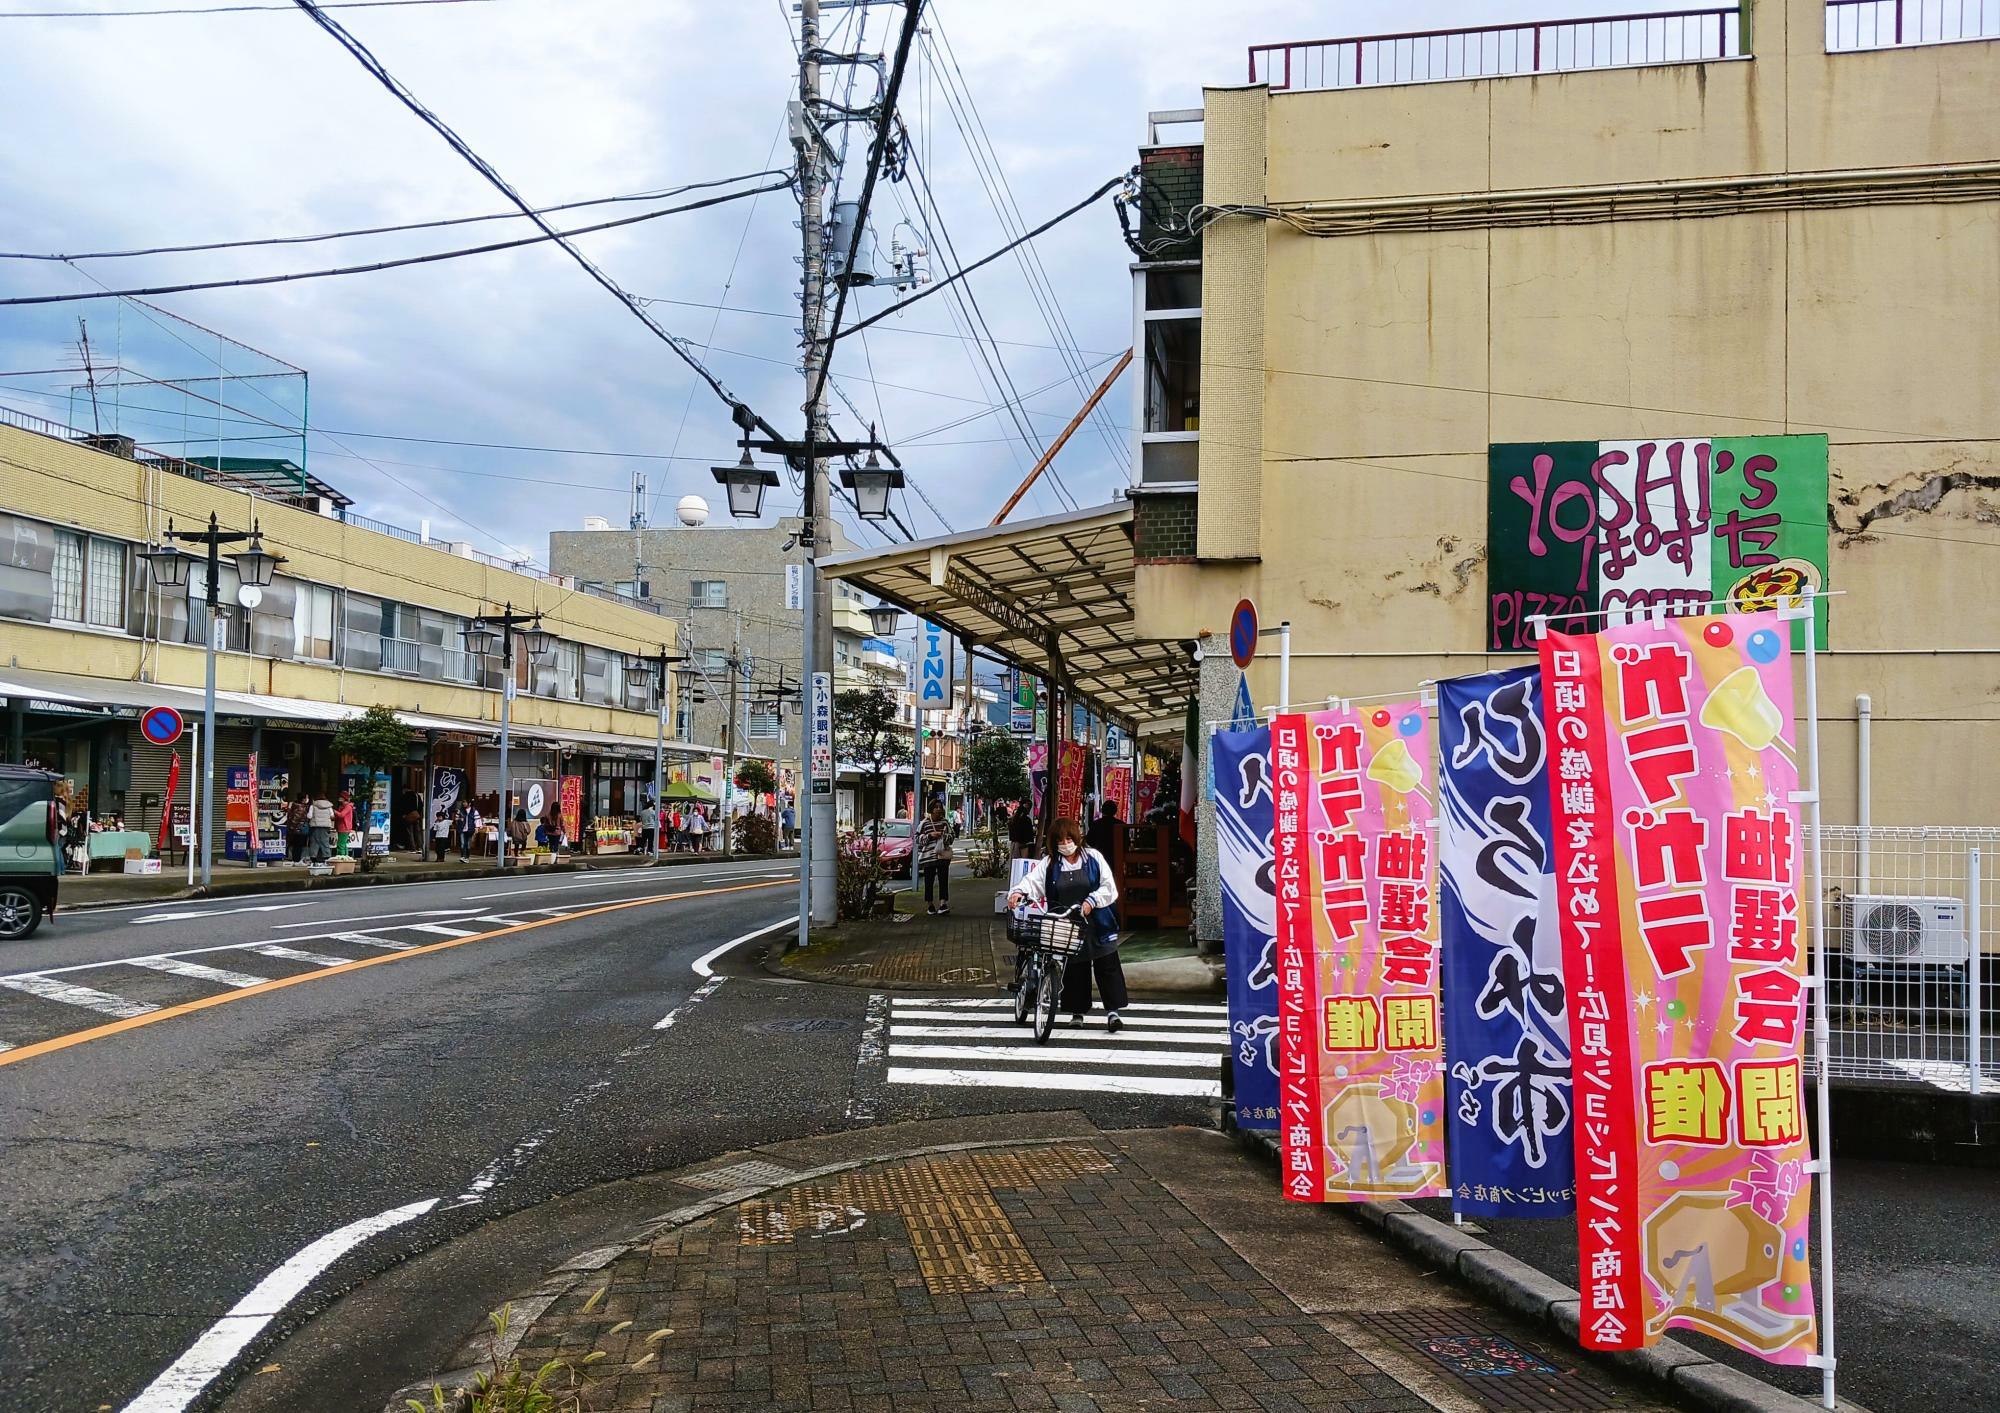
[285,796,309,864]
[1008,799,1037,860]
[430,805,452,862]
[333,790,356,857]
[307,792,335,863]
[507,807,531,855]
[456,798,482,861]
[780,800,796,850]
[1087,797,1121,860]
[640,802,658,858]
[1007,817,1128,1032]
[916,800,955,916]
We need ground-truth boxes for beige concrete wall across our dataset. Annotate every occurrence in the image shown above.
[1165,27,2000,828]
[0,423,677,740]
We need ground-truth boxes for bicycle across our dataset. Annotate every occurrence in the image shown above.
[1007,903,1087,1043]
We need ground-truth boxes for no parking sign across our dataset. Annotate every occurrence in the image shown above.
[140,706,184,746]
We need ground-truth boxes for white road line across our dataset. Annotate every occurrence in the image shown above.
[120,1197,438,1413]
[889,1043,1220,1069]
[885,1066,1221,1099]
[888,1007,1225,1029]
[464,866,794,901]
[245,944,356,969]
[888,1024,1225,1045]
[273,907,484,929]
[328,932,414,950]
[124,957,270,990]
[847,993,890,1122]
[890,998,1227,1014]
[402,923,480,938]
[0,974,157,1018]
[654,975,726,1030]
[130,903,310,926]
[692,916,796,978]
[0,1040,14,1052]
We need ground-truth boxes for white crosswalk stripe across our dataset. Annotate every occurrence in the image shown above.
[402,923,479,938]
[246,944,358,969]
[328,932,414,950]
[124,957,270,989]
[878,995,1226,1099]
[0,974,157,1019]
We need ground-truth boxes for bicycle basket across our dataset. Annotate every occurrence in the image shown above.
[1029,912,1085,961]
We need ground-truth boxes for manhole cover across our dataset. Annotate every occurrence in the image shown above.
[1357,1310,1637,1410]
[676,1159,798,1192]
[747,1017,855,1034]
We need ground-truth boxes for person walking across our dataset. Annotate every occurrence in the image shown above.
[306,792,335,863]
[285,796,309,864]
[639,802,658,858]
[1007,817,1128,1032]
[916,800,955,916]
[1087,797,1121,861]
[430,805,452,862]
[780,800,796,851]
[456,798,482,861]
[333,790,356,858]
[1008,799,1037,860]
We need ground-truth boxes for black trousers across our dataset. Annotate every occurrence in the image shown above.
[1061,947,1128,1015]
[921,859,950,906]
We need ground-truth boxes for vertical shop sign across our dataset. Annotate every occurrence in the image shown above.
[1213,725,1278,1130]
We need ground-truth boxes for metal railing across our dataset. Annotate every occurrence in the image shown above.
[1815,826,1994,1094]
[1248,7,1744,91]
[1826,0,2000,50]
[340,510,423,545]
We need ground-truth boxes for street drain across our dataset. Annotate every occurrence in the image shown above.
[1357,1309,1637,1410]
[675,1159,798,1192]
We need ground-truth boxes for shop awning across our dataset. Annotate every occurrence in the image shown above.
[819,500,1192,734]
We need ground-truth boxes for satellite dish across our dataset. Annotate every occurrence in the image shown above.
[676,495,711,527]
[236,583,264,611]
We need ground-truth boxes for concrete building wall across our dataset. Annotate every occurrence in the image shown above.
[1139,5,2000,830]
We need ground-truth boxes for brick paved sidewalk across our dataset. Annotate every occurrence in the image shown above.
[428,1130,1669,1413]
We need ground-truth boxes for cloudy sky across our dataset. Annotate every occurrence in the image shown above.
[0,0,1689,566]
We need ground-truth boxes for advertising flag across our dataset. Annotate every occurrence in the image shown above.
[1274,703,1447,1203]
[1438,668,1574,1218]
[1541,609,1815,1362]
[1212,725,1278,1130]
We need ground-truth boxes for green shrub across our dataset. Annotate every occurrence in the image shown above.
[733,811,777,855]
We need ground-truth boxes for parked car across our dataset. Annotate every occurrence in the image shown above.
[846,817,915,879]
[0,765,62,940]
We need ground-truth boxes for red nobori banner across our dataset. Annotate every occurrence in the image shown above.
[1541,610,1816,1363]
[1274,704,1447,1204]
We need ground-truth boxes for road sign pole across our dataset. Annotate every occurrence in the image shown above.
[185,723,198,887]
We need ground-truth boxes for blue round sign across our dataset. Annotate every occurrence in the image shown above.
[1229,599,1259,670]
[140,706,184,746]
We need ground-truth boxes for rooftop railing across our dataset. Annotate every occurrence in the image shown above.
[1826,0,2000,49]
[1248,7,1744,91]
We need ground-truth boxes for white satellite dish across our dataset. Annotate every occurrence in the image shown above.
[236,583,264,611]
[676,495,711,527]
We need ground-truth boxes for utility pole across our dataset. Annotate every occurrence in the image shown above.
[723,620,742,859]
[798,0,837,934]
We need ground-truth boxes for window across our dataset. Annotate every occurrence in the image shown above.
[86,538,125,627]
[379,601,421,675]
[700,648,729,674]
[51,530,84,622]
[292,582,336,662]
[690,579,727,609]
[1143,317,1201,433]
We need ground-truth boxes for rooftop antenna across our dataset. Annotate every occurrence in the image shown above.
[76,318,102,434]
[629,466,648,530]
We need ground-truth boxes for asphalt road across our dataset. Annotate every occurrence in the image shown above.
[0,860,1212,1413]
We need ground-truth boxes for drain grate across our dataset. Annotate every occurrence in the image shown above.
[1358,1309,1637,1411]
[675,1159,798,1192]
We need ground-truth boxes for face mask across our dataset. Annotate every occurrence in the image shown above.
[1057,842,1079,858]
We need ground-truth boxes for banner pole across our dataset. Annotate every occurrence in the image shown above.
[1800,588,1837,1411]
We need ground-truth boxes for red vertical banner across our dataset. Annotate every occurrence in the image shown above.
[559,775,583,844]
[1544,610,1816,1363]
[1271,714,1322,1200]
[157,752,182,853]
[1056,742,1088,822]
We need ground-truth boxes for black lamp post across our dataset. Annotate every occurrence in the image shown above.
[624,645,687,852]
[460,603,555,867]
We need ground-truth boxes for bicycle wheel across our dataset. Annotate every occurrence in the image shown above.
[1033,959,1061,1042]
[1013,954,1035,1024]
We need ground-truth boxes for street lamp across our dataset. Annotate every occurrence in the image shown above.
[711,447,779,520]
[145,513,285,887]
[460,602,552,868]
[865,603,902,638]
[839,447,904,522]
[626,646,686,858]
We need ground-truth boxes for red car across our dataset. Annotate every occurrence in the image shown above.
[847,818,915,879]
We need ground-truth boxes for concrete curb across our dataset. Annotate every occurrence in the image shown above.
[1233,1129,1864,1413]
[382,1131,1106,1413]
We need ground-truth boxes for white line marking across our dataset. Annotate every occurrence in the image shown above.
[887,1007,1225,1029]
[329,931,414,951]
[245,944,357,969]
[889,1043,1221,1069]
[120,1197,438,1413]
[692,916,796,978]
[130,903,310,926]
[885,1066,1222,1098]
[0,974,157,1018]
[890,997,1227,1014]
[0,1040,14,1052]
[401,923,479,938]
[465,866,796,900]
[124,957,270,990]
[273,907,485,929]
[654,976,726,1030]
[847,993,890,1122]
[889,1024,1226,1045]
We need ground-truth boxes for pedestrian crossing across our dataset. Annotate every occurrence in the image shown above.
[876,995,1229,1099]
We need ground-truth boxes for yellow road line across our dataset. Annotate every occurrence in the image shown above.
[0,879,790,1071]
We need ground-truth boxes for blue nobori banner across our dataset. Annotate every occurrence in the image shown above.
[1211,724,1278,1130]
[1438,667,1575,1218]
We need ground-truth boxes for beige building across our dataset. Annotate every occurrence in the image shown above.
[1127,0,1999,855]
[0,411,705,851]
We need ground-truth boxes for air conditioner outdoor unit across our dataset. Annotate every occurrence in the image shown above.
[1844,894,1970,965]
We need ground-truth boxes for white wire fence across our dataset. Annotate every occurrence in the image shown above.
[1816,826,1995,1093]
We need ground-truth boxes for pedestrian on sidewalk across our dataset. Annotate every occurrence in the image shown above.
[333,790,356,857]
[916,800,955,915]
[456,798,481,861]
[640,802,658,858]
[306,792,335,863]
[1008,798,1036,860]
[1007,817,1127,1033]
[285,796,309,864]
[507,808,530,854]
[431,806,452,862]
[780,800,796,850]
[1087,797,1121,860]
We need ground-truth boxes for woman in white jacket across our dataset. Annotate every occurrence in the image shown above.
[1007,816,1129,1032]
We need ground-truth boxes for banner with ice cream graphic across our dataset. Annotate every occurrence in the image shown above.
[1540,609,1816,1364]
[1274,702,1447,1204]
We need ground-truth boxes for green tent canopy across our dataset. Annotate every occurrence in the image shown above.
[660,780,717,804]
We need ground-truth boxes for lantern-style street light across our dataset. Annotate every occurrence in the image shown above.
[711,447,780,521]
[839,445,904,522]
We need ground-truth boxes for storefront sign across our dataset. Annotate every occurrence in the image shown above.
[1487,435,1828,651]
[786,562,804,612]
[809,671,833,798]
[1056,741,1087,824]
[1540,610,1815,1362]
[1438,667,1574,1219]
[1274,702,1447,1204]
[918,620,949,707]
[559,775,583,843]
[1212,725,1277,1130]
[430,766,465,833]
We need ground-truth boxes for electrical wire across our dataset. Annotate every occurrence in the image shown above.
[0,180,793,306]
[0,170,793,262]
[1,0,487,14]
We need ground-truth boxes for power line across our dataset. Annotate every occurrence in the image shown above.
[0,180,793,306]
[0,170,791,262]
[1,0,487,14]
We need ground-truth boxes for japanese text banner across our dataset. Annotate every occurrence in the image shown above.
[1438,668,1575,1219]
[1275,703,1447,1204]
[1541,610,1816,1363]
[1213,726,1277,1130]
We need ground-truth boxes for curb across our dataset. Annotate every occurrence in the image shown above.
[381,1132,1105,1413]
[1232,1129,1865,1413]
[61,850,798,912]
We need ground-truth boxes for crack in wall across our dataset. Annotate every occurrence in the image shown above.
[1832,467,2000,542]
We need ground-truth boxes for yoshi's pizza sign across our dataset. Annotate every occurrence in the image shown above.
[1486,435,1828,652]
